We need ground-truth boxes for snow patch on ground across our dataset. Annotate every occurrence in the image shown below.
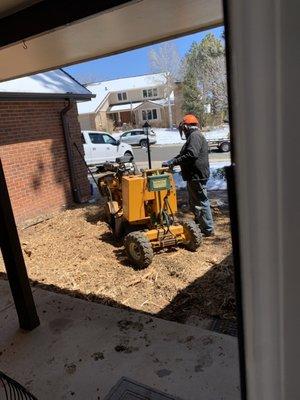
[208,161,230,190]
[173,161,230,191]
[154,128,183,144]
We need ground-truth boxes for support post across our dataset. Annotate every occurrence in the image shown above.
[225,164,247,400]
[0,159,40,330]
[143,121,152,169]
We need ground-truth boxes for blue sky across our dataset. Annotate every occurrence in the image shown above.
[66,27,223,84]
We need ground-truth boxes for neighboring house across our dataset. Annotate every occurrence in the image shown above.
[77,73,175,131]
[0,69,93,222]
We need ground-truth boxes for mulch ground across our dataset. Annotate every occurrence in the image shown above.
[0,192,236,325]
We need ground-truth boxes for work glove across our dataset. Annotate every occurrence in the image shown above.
[162,159,174,168]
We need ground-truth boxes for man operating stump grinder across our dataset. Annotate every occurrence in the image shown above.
[163,114,214,237]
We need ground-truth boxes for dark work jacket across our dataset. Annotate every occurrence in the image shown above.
[173,128,210,181]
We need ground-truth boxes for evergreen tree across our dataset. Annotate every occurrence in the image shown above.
[182,34,227,126]
[182,70,204,125]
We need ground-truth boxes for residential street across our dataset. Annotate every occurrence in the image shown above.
[133,144,231,168]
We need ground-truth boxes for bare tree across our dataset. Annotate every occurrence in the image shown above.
[205,55,228,113]
[148,42,182,128]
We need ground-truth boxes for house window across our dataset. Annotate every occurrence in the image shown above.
[143,88,158,98]
[142,109,158,120]
[117,92,127,101]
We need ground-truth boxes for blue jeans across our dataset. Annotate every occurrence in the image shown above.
[187,180,214,234]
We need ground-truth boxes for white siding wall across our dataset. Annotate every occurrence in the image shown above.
[109,86,165,104]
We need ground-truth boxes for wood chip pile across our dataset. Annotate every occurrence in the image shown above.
[0,194,235,324]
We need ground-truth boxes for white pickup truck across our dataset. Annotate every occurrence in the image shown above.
[81,130,134,166]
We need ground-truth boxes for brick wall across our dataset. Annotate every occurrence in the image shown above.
[0,100,90,223]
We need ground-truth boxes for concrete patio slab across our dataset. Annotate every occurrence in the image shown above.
[0,280,240,400]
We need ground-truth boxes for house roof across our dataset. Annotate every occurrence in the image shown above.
[77,73,167,114]
[0,69,93,100]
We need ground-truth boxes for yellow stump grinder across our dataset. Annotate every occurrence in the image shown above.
[98,157,202,268]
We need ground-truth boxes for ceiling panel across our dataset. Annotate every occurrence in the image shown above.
[0,0,223,82]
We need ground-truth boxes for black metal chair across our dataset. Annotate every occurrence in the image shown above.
[0,371,37,399]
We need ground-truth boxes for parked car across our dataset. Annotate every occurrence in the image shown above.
[119,129,156,148]
[204,128,231,152]
[81,130,134,166]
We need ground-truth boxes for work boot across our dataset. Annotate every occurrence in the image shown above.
[194,218,214,237]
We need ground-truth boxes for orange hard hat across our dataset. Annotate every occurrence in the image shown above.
[182,114,199,125]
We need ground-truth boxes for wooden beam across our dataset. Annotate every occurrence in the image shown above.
[0,159,40,330]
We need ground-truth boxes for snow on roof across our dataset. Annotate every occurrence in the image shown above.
[0,69,92,98]
[108,102,142,112]
[77,73,166,114]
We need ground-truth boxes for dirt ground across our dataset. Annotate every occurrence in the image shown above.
[0,192,235,325]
